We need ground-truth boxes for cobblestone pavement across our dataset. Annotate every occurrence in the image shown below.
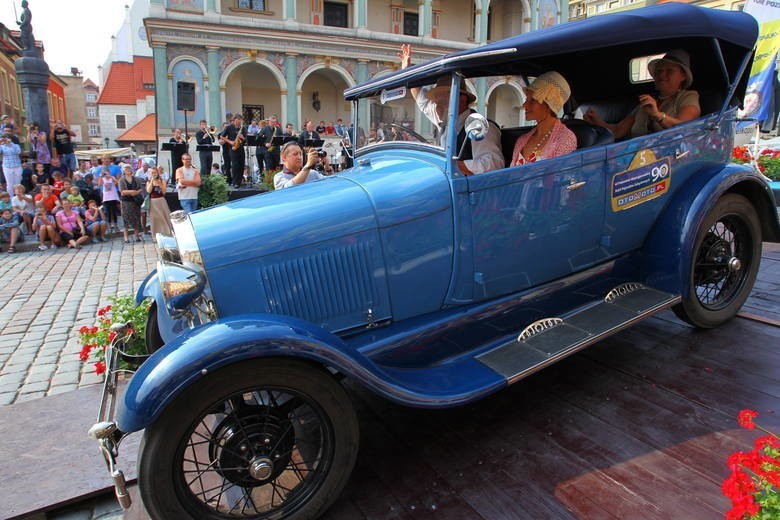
[0,236,158,407]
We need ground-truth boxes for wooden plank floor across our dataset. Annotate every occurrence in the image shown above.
[319,244,780,520]
[319,312,779,520]
[88,243,780,520]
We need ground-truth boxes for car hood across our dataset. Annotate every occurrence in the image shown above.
[190,152,449,271]
[190,175,374,270]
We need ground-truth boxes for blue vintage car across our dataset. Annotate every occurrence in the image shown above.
[90,4,779,519]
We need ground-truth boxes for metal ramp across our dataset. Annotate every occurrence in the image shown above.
[477,284,680,383]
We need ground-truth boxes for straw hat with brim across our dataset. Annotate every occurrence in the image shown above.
[525,71,571,115]
[648,49,693,89]
[425,77,476,104]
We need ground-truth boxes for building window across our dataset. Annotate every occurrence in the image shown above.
[89,123,99,136]
[237,0,265,10]
[324,1,348,28]
[86,92,97,102]
[87,106,97,118]
[403,11,418,36]
[116,114,126,129]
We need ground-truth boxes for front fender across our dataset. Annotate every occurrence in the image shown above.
[640,163,777,293]
[116,314,506,433]
[135,269,190,343]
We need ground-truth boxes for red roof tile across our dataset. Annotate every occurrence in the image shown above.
[97,57,155,105]
[115,114,157,143]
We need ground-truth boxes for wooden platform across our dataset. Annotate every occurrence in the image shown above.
[10,245,780,520]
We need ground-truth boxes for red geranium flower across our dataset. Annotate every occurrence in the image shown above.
[722,468,757,500]
[94,361,106,375]
[738,409,759,430]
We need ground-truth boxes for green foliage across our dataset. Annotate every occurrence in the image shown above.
[77,295,152,374]
[198,173,230,208]
[757,156,780,181]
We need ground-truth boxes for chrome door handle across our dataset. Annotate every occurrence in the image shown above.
[676,150,690,160]
[566,180,587,191]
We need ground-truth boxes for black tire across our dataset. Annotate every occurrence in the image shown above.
[144,302,164,354]
[673,194,761,328]
[138,358,359,520]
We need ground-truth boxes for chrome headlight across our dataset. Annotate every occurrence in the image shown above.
[170,211,203,268]
[158,261,206,318]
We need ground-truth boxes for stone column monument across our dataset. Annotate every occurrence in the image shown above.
[14,0,51,135]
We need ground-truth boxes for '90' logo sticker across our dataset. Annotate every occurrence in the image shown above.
[611,149,671,211]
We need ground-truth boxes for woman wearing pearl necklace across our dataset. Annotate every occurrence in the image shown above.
[511,71,577,166]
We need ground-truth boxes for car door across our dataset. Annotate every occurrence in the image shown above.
[601,123,704,256]
[459,148,606,302]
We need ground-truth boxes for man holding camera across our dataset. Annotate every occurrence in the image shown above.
[274,141,333,189]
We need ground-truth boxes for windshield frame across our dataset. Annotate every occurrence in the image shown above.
[350,73,466,165]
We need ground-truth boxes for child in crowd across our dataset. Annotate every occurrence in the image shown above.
[11,184,34,234]
[51,172,64,197]
[66,185,85,213]
[84,200,107,243]
[0,191,11,211]
[33,162,49,186]
[32,202,59,250]
[211,163,222,176]
[0,208,22,253]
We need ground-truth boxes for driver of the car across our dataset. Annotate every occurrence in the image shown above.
[400,44,505,176]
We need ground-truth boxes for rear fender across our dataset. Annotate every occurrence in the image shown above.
[640,163,778,293]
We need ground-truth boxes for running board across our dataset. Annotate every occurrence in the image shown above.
[477,284,680,384]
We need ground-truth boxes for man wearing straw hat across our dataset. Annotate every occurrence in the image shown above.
[400,44,504,176]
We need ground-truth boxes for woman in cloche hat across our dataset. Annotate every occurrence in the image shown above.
[510,71,577,166]
[584,49,700,139]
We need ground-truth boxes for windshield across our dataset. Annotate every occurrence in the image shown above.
[352,85,445,154]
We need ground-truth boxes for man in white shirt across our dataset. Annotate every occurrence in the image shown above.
[175,153,202,214]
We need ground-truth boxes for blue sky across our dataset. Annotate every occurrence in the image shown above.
[0,0,128,82]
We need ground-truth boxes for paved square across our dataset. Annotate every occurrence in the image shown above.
[0,239,158,406]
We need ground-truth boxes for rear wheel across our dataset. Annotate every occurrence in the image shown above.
[138,359,359,519]
[673,194,761,328]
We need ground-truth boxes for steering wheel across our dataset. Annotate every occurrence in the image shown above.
[382,123,429,144]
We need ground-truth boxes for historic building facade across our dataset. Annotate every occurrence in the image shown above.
[143,0,568,141]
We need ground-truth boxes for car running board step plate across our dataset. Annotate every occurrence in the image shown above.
[476,284,680,384]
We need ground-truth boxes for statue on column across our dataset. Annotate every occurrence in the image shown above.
[18,0,38,57]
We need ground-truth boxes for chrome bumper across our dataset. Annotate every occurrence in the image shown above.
[88,326,147,510]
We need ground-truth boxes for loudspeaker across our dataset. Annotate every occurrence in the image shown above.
[176,81,195,111]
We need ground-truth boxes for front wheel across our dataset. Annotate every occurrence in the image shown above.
[138,359,359,520]
[673,193,761,328]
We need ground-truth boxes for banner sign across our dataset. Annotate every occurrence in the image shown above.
[740,0,780,125]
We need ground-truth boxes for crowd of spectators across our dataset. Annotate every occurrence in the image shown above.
[0,118,163,252]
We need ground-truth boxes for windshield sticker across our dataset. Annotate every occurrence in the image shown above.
[611,149,671,212]
[380,86,407,104]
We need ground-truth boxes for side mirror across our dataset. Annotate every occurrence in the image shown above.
[465,113,489,142]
